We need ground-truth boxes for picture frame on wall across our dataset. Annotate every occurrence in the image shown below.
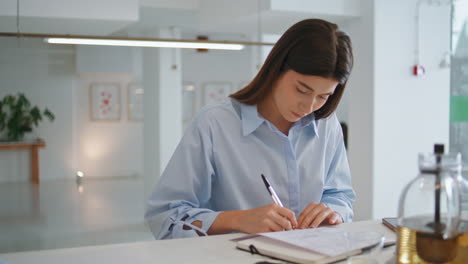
[127,83,144,121]
[90,83,121,121]
[202,82,233,106]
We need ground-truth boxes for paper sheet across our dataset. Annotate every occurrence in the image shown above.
[260,228,383,256]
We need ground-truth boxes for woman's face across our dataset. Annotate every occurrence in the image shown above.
[272,70,339,123]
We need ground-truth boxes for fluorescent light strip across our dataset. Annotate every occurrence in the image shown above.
[45,38,245,50]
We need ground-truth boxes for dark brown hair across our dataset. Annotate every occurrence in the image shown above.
[230,19,353,120]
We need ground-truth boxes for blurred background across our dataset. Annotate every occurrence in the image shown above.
[0,0,467,254]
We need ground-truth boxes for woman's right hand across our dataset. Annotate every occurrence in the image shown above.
[236,204,297,234]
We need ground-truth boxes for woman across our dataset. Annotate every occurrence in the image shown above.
[145,18,356,239]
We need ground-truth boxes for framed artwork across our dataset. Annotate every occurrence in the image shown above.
[90,83,121,121]
[202,82,232,106]
[127,83,144,121]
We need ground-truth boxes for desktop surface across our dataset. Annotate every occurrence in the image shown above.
[0,220,396,264]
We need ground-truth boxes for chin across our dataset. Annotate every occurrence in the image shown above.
[287,115,300,122]
[281,110,301,123]
[289,112,302,122]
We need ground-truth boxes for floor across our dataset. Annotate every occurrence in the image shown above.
[0,176,154,254]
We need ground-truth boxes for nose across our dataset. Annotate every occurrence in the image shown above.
[299,98,315,115]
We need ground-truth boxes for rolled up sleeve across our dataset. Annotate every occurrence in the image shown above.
[145,115,220,239]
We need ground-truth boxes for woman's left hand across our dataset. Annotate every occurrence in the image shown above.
[297,202,342,229]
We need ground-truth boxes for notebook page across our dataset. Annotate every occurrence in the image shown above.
[260,228,382,256]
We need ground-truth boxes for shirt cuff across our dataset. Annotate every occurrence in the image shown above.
[325,203,353,223]
[170,211,221,239]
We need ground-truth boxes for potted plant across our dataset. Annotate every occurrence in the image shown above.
[0,93,55,142]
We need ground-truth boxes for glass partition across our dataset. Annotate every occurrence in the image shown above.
[450,0,468,163]
[0,14,257,257]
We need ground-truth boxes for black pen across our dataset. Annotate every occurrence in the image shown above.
[261,174,284,207]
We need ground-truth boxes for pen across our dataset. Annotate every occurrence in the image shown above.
[262,174,297,230]
[261,174,284,207]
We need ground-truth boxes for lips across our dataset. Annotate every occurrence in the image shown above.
[292,111,302,118]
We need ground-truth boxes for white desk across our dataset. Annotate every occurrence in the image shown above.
[0,220,397,264]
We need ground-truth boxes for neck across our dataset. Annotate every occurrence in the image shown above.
[258,95,293,135]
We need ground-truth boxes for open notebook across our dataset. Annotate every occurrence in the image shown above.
[236,228,388,264]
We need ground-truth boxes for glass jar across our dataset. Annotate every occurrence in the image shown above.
[396,144,461,264]
[453,166,468,264]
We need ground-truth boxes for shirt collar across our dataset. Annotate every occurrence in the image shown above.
[301,113,318,137]
[300,113,319,138]
[240,102,319,137]
[240,103,264,136]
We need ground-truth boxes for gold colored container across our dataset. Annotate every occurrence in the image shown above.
[397,223,468,264]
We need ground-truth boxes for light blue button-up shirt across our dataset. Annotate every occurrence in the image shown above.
[145,98,355,239]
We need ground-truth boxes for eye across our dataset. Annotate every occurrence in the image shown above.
[319,95,329,100]
[296,86,307,94]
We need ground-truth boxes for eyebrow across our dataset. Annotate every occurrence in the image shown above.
[297,80,334,95]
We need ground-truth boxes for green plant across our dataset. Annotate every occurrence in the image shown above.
[0,93,55,141]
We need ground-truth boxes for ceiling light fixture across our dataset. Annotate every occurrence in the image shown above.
[45,37,245,50]
[0,33,275,50]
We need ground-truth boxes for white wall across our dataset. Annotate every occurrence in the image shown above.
[372,0,451,219]
[76,46,136,74]
[346,0,451,220]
